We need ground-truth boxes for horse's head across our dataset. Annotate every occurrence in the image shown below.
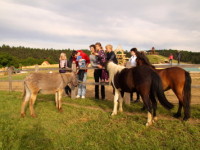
[136,52,155,69]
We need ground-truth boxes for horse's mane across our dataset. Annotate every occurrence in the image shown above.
[107,62,125,83]
[136,52,155,69]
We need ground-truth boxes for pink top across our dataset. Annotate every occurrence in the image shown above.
[169,55,173,59]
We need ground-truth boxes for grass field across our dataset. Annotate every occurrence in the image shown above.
[0,91,200,150]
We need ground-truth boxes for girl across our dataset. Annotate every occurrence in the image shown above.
[59,52,68,73]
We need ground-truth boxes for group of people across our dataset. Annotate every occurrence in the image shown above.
[58,42,139,101]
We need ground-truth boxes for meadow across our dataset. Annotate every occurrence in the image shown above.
[0,91,200,150]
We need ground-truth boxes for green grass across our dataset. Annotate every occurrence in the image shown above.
[147,55,179,64]
[0,91,200,150]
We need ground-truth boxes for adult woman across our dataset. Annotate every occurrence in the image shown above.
[91,43,105,100]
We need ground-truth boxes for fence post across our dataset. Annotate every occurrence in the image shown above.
[35,65,39,72]
[8,67,12,92]
[71,62,77,99]
[124,62,131,105]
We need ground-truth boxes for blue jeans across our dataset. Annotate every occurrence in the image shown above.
[78,72,87,96]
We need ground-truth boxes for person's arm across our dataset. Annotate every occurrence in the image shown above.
[90,55,99,67]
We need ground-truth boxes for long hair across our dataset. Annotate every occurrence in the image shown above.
[59,53,67,60]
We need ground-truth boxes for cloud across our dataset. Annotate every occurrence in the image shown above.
[0,0,200,51]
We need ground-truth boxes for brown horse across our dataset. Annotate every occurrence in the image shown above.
[106,61,173,126]
[136,52,191,121]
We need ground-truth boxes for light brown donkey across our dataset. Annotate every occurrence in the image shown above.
[21,72,78,117]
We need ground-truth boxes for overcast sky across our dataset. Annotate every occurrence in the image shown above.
[0,0,200,52]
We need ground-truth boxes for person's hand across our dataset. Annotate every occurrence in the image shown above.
[95,53,99,56]
[98,65,103,69]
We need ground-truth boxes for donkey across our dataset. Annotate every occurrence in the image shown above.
[21,72,78,117]
[106,61,174,126]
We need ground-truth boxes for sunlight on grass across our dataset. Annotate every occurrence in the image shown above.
[0,91,199,150]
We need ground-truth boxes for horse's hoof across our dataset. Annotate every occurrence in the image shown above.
[134,99,140,103]
[111,112,117,116]
[183,116,189,121]
[146,122,153,126]
[58,108,63,113]
[173,113,181,118]
[141,107,146,111]
[21,113,25,118]
[31,114,37,118]
[153,117,158,121]
[119,109,123,113]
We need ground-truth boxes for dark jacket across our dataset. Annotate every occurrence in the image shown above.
[106,51,118,64]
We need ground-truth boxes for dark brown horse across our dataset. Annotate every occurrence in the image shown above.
[136,52,191,121]
[106,61,173,126]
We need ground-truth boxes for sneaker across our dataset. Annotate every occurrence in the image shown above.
[76,95,80,98]
[81,96,85,99]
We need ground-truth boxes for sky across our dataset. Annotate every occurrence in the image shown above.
[0,0,200,52]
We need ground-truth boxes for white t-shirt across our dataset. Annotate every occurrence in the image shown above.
[129,55,137,67]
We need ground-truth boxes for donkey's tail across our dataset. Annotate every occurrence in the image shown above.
[22,81,26,99]
[151,71,174,110]
[183,71,191,119]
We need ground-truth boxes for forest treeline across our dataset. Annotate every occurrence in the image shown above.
[0,44,199,68]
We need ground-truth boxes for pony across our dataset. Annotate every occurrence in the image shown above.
[106,61,174,126]
[21,72,78,117]
[136,52,191,121]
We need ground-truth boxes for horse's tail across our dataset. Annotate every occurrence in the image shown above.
[183,71,191,119]
[151,71,174,110]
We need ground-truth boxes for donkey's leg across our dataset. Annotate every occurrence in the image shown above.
[111,89,119,116]
[58,89,63,112]
[21,87,31,117]
[29,92,37,117]
[119,91,124,112]
[55,92,59,109]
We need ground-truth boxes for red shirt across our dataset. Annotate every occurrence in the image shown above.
[72,50,90,72]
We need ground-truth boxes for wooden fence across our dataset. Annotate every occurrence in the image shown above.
[0,63,200,104]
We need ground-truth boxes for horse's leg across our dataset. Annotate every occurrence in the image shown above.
[29,92,37,117]
[55,91,58,109]
[141,93,153,126]
[134,92,140,103]
[58,89,63,112]
[111,89,119,116]
[150,94,158,122]
[21,86,31,117]
[172,88,183,118]
[119,91,124,112]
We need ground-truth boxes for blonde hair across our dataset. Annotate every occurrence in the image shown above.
[105,44,113,50]
[59,53,67,60]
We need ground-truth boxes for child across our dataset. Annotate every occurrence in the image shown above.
[76,55,86,81]
[59,52,68,73]
[106,44,118,64]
